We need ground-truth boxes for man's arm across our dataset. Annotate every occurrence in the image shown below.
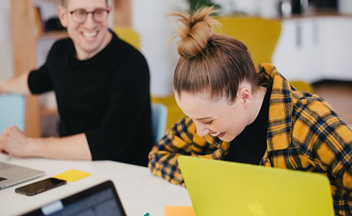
[0,126,92,160]
[0,72,31,95]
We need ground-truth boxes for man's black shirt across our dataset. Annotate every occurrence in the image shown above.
[28,31,153,166]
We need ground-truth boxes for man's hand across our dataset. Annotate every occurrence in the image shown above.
[0,126,31,158]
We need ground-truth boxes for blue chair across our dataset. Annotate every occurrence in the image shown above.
[151,103,167,144]
[0,94,25,133]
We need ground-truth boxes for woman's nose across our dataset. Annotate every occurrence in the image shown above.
[195,122,209,137]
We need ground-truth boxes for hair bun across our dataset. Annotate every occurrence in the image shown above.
[172,7,220,58]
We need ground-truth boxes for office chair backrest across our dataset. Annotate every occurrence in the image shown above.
[151,96,185,131]
[290,80,314,93]
[151,103,167,144]
[0,94,25,133]
[215,16,282,65]
[112,26,140,50]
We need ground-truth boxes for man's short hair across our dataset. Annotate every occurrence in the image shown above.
[61,0,109,8]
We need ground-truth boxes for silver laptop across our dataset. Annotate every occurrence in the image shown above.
[0,162,45,189]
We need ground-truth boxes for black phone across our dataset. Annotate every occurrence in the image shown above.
[15,177,67,196]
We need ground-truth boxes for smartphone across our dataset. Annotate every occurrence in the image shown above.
[15,177,67,196]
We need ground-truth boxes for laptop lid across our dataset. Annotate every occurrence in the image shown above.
[23,180,126,216]
[0,162,45,189]
[178,156,334,216]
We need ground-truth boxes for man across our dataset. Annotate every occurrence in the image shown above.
[0,0,153,166]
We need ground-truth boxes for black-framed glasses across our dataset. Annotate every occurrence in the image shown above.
[69,8,110,24]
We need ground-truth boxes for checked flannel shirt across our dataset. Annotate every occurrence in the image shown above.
[148,63,352,215]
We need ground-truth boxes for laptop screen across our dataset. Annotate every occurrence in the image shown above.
[23,180,126,216]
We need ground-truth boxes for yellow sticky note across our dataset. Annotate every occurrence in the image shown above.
[165,206,195,216]
[54,169,90,182]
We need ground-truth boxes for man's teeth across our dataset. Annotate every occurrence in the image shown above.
[83,32,98,38]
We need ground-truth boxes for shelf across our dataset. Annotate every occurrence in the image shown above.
[41,108,58,117]
[38,31,68,39]
[278,11,352,20]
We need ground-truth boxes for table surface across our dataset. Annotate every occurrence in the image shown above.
[0,154,191,216]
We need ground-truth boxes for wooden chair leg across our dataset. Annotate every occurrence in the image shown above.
[25,95,41,138]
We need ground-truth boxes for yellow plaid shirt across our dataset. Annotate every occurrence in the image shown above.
[148,63,352,215]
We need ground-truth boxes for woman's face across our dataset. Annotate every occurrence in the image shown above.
[175,86,253,142]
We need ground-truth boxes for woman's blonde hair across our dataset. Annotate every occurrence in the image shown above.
[173,7,258,102]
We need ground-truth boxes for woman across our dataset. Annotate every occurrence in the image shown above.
[148,7,352,215]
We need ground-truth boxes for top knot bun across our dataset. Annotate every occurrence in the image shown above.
[172,7,220,58]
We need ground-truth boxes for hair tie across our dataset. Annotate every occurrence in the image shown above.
[207,38,213,47]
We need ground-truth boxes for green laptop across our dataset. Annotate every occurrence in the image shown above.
[178,156,334,216]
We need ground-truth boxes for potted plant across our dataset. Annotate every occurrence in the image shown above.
[187,0,220,11]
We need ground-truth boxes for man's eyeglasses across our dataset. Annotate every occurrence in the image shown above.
[69,8,110,24]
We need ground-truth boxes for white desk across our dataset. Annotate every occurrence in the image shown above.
[0,154,191,216]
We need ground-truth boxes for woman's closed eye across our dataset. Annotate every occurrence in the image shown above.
[203,120,213,125]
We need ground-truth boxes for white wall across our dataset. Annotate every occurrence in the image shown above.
[132,0,188,97]
[0,0,13,80]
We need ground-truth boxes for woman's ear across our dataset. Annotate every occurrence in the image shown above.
[57,5,68,28]
[238,86,252,108]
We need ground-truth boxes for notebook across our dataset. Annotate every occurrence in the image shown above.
[165,206,195,216]
[23,180,126,216]
[0,162,45,189]
[178,156,334,216]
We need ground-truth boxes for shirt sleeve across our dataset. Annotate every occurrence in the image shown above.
[85,52,151,162]
[148,117,194,185]
[27,40,61,94]
[299,99,352,207]
[28,61,54,94]
[148,117,229,185]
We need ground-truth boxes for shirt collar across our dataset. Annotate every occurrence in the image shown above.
[257,63,294,151]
